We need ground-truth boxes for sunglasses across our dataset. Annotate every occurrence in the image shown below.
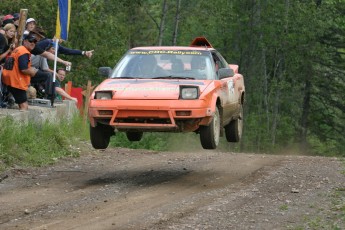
[27,37,38,44]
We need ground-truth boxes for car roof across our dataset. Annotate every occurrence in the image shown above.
[130,37,216,52]
[131,46,216,51]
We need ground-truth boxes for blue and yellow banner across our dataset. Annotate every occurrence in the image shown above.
[55,0,71,40]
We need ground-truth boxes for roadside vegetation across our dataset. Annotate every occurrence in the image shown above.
[0,115,341,173]
[0,113,240,172]
[0,115,88,172]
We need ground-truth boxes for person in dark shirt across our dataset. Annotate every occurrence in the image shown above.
[32,26,94,58]
[0,23,16,64]
[25,27,71,67]
[54,68,77,103]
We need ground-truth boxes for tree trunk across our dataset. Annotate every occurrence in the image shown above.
[300,71,312,151]
[271,0,290,147]
[271,58,282,147]
[158,0,168,46]
[172,0,181,46]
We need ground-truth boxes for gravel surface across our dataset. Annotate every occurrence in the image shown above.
[0,144,344,230]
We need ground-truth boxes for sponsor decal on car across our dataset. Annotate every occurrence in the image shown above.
[129,50,203,56]
[228,80,235,94]
[101,87,177,91]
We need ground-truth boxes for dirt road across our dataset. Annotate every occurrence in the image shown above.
[0,145,344,230]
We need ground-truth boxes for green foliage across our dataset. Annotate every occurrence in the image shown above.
[279,204,289,211]
[110,132,168,151]
[0,116,88,171]
[308,135,344,157]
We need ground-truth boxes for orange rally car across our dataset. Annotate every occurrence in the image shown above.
[88,37,245,150]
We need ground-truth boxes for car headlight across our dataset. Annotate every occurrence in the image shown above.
[180,86,199,99]
[95,91,113,100]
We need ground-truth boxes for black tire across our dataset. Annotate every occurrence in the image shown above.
[225,105,243,142]
[126,131,143,141]
[90,124,114,149]
[200,107,220,149]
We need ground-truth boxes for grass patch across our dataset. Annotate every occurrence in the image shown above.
[109,132,168,151]
[0,115,88,172]
[279,204,289,211]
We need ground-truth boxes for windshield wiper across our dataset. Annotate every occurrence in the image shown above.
[152,76,195,80]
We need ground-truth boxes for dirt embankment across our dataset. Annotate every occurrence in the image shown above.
[0,145,344,230]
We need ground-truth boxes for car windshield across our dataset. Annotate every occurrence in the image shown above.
[110,50,216,80]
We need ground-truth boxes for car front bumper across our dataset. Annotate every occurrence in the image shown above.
[88,99,214,132]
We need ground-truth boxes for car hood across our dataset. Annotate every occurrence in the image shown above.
[95,79,210,100]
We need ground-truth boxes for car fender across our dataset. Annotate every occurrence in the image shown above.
[198,80,223,126]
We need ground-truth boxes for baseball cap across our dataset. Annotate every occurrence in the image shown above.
[3,14,14,21]
[12,13,20,20]
[26,18,36,24]
[31,26,46,38]
[2,17,14,27]
[23,33,38,43]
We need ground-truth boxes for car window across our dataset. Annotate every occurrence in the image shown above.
[110,50,217,80]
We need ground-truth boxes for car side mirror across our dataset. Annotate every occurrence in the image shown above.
[98,67,112,77]
[218,68,234,79]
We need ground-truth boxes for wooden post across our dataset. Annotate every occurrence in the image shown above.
[15,9,28,47]
[64,81,73,98]
[82,80,94,124]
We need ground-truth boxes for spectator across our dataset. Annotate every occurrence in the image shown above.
[29,27,71,68]
[1,33,39,110]
[0,16,4,35]
[36,28,94,58]
[0,23,16,64]
[2,14,14,27]
[30,41,57,98]
[31,41,56,73]
[54,68,77,103]
[13,28,70,101]
[23,18,36,35]
[30,43,76,103]
[12,13,20,29]
[0,23,16,108]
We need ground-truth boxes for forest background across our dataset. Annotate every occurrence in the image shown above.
[1,0,344,156]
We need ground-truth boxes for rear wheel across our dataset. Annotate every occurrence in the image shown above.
[200,107,220,149]
[225,105,243,142]
[126,131,143,141]
[90,123,114,149]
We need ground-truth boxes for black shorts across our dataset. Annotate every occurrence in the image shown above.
[7,86,27,104]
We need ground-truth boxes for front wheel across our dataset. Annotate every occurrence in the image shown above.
[199,107,220,149]
[126,131,143,141]
[225,105,243,142]
[90,124,114,149]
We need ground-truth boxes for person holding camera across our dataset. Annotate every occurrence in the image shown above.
[0,23,16,64]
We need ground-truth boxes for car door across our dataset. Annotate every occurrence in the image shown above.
[212,52,240,125]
